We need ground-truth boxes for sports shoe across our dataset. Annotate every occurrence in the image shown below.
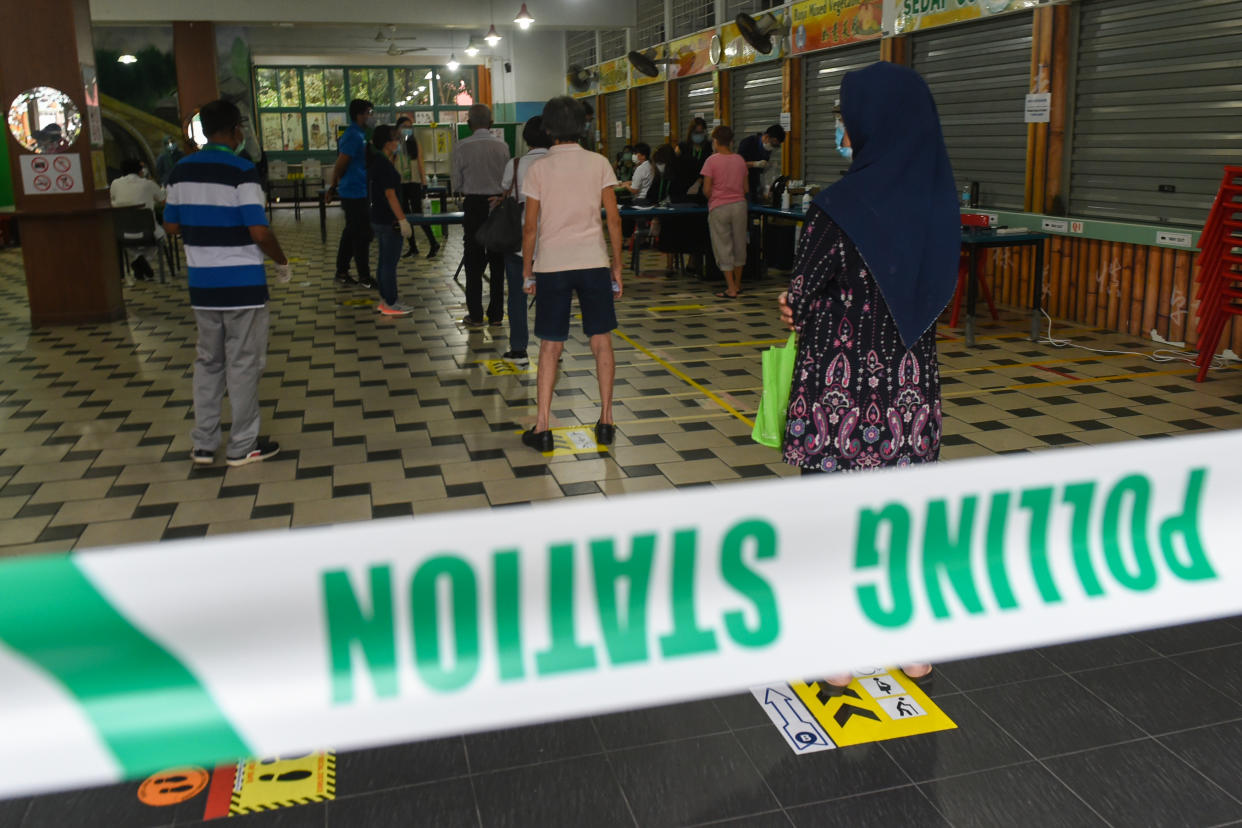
[426,243,440,259]
[377,301,414,317]
[501,349,529,366]
[191,448,214,465]
[335,272,351,285]
[226,439,280,467]
[461,315,485,328]
[358,278,377,290]
[521,428,553,453]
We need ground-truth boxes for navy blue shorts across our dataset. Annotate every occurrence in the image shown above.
[533,267,617,342]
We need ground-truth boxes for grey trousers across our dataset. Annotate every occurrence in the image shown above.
[191,306,269,457]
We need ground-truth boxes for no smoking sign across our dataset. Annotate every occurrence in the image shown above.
[20,153,83,195]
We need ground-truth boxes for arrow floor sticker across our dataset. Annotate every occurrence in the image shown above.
[753,668,955,754]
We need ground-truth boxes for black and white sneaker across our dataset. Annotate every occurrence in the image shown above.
[335,272,351,286]
[501,350,529,366]
[191,448,214,465]
[226,439,280,467]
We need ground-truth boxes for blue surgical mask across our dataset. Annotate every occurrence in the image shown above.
[691,132,706,144]
[836,124,852,159]
[401,129,413,139]
[656,162,666,174]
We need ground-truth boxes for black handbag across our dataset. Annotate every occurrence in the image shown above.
[475,158,523,253]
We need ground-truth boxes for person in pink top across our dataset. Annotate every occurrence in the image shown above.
[700,125,750,299]
[520,96,625,454]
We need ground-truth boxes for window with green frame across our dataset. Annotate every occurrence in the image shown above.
[255,65,480,155]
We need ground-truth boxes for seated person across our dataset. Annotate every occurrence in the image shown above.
[623,143,654,200]
[109,157,167,282]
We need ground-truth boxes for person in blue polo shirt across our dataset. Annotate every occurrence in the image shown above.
[329,98,376,289]
[164,99,291,467]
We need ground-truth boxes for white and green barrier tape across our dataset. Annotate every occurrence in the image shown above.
[1,431,1237,799]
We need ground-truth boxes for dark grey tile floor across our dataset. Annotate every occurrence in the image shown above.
[7,623,1242,827]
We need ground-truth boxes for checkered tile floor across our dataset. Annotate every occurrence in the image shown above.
[0,209,1240,556]
[6,210,1242,828]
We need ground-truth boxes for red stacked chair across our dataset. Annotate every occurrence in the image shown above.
[949,212,1000,329]
[1193,166,1242,382]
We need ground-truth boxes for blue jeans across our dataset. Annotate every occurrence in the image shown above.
[372,223,402,306]
[505,253,528,352]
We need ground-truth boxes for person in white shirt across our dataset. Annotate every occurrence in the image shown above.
[110,157,167,282]
[497,116,553,364]
[624,142,654,200]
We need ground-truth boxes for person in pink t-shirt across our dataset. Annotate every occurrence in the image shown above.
[519,96,625,454]
[700,125,749,299]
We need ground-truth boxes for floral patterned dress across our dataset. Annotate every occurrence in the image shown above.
[783,208,942,472]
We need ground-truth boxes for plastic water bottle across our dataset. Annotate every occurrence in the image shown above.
[421,194,432,214]
[800,191,812,211]
[960,184,972,208]
[780,189,790,210]
[612,279,621,294]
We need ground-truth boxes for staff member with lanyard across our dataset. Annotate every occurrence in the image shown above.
[452,104,511,328]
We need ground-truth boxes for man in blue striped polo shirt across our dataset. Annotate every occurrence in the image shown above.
[164,99,291,467]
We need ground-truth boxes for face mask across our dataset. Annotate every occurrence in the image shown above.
[655,162,666,174]
[691,132,706,144]
[623,153,632,162]
[836,124,852,159]
[401,129,413,139]
[365,115,376,128]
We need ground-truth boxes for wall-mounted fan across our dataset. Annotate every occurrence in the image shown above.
[736,12,787,55]
[626,50,677,78]
[568,64,597,92]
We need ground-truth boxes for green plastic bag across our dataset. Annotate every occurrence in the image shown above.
[751,333,797,449]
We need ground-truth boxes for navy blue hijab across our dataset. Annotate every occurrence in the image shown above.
[811,62,959,349]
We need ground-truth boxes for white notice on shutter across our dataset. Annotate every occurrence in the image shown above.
[1024,93,1051,123]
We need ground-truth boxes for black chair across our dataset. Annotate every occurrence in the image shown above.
[114,206,174,283]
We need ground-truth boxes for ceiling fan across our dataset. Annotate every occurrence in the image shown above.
[373,26,427,55]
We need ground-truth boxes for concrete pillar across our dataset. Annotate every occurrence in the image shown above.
[508,30,569,122]
[0,0,124,325]
[173,22,220,132]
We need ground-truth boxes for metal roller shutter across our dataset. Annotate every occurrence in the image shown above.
[729,62,784,139]
[636,85,666,148]
[1070,0,1242,227]
[803,42,877,189]
[603,90,628,160]
[678,74,716,138]
[911,13,1033,210]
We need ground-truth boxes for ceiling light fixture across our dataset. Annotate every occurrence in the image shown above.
[447,53,460,71]
[513,3,534,29]
[484,25,502,46]
[117,53,138,64]
[464,37,481,57]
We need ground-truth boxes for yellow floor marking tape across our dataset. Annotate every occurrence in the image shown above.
[615,329,755,427]
[942,366,1209,398]
[514,425,608,458]
[647,304,705,312]
[230,752,335,815]
[478,359,535,376]
[939,352,1134,377]
[790,669,955,748]
[339,298,372,307]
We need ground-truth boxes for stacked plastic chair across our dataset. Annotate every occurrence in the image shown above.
[1193,166,1242,382]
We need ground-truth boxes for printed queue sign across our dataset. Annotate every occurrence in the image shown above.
[1,431,1241,799]
[19,153,84,195]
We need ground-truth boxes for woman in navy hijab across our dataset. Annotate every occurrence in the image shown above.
[777,61,959,685]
